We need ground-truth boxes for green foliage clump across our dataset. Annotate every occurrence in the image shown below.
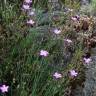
[0,0,87,96]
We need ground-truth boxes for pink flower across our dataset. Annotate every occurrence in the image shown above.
[27,19,35,25]
[53,28,61,34]
[22,4,30,10]
[71,15,80,21]
[70,70,78,77]
[71,17,77,21]
[24,0,32,4]
[40,50,49,57]
[83,57,92,64]
[0,85,9,93]
[75,15,80,20]
[64,39,72,43]
[53,72,62,79]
